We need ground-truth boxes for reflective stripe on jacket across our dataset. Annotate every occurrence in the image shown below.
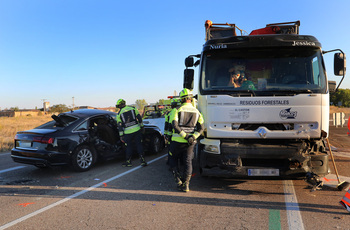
[171,102,204,143]
[116,106,143,136]
[164,108,177,137]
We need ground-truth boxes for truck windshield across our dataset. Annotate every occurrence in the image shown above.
[200,47,327,95]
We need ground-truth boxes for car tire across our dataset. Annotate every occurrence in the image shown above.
[71,145,96,172]
[150,134,162,154]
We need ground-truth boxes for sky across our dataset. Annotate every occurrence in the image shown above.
[1,0,350,110]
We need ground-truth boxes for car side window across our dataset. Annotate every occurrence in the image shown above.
[75,121,88,131]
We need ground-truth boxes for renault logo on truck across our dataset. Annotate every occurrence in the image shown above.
[279,108,297,119]
[258,128,267,138]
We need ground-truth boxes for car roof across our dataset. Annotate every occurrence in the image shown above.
[61,109,117,118]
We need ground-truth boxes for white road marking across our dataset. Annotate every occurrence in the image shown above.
[0,166,27,174]
[0,154,167,230]
[283,180,305,230]
[0,152,27,173]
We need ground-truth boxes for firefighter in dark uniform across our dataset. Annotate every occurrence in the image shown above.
[116,99,147,167]
[169,89,204,192]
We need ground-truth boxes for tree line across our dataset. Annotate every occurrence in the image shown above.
[330,88,350,107]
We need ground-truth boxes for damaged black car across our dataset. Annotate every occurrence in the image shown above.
[11,109,164,171]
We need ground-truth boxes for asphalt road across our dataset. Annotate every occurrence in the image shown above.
[1,126,350,230]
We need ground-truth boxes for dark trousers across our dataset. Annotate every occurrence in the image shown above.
[169,141,195,177]
[124,130,144,160]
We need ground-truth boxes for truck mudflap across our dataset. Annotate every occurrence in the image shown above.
[199,150,329,178]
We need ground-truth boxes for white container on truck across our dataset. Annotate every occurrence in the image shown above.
[184,20,346,178]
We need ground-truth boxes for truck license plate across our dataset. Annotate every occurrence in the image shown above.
[248,169,279,176]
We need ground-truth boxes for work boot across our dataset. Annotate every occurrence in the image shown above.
[171,170,183,190]
[181,175,191,192]
[140,157,148,167]
[122,159,132,167]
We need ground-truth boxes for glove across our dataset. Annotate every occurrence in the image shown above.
[187,136,195,145]
[165,135,170,142]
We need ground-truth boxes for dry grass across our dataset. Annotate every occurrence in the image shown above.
[0,115,52,152]
[330,105,350,115]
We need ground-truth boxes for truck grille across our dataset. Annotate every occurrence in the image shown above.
[236,123,293,131]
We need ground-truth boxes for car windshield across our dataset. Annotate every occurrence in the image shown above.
[143,105,171,119]
[200,47,327,95]
[36,114,78,129]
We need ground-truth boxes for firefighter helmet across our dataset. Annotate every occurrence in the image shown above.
[171,98,179,108]
[116,99,126,108]
[179,88,193,99]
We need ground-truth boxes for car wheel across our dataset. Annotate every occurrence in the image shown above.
[71,145,96,172]
[150,134,162,154]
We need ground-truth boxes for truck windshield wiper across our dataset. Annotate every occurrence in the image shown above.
[229,90,256,97]
[273,89,312,93]
[205,88,256,96]
[260,89,313,96]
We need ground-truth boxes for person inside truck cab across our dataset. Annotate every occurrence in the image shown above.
[228,69,244,87]
[214,68,245,88]
[228,61,246,87]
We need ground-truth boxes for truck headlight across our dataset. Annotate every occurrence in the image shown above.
[204,145,219,153]
[200,138,221,154]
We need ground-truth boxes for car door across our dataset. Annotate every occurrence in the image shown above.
[89,115,122,159]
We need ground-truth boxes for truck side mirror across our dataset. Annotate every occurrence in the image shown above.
[184,69,194,90]
[328,80,336,93]
[334,53,346,76]
[185,57,194,67]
